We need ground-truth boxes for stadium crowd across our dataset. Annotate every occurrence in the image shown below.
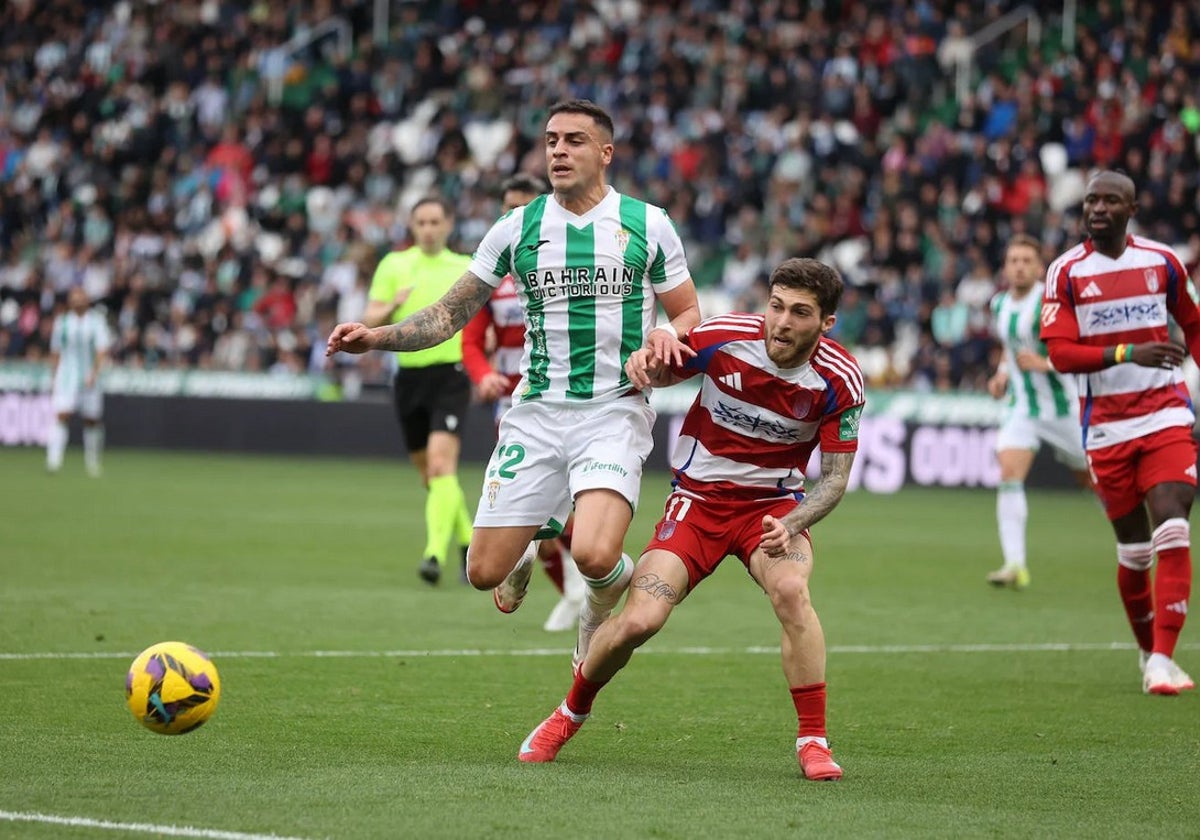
[1,0,1199,392]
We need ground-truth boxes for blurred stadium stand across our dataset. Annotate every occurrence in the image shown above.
[1,0,1199,398]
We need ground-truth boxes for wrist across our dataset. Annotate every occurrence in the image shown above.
[652,322,678,340]
[1112,343,1131,365]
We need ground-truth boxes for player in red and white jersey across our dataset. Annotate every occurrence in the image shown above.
[1042,170,1198,695]
[463,174,584,634]
[518,258,862,781]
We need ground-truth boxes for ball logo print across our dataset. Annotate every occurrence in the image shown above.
[125,641,221,735]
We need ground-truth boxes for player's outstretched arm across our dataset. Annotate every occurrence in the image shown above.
[327,272,493,356]
[761,450,856,555]
[648,280,701,367]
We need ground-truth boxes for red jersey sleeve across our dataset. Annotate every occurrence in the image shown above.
[1041,256,1110,372]
[813,338,865,454]
[1162,245,1200,366]
[461,305,494,385]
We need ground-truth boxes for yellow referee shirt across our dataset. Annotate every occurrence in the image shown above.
[368,246,472,368]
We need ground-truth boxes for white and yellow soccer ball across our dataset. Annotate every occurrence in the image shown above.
[125,641,221,735]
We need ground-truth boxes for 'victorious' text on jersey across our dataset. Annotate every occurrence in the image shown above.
[667,314,865,500]
[468,188,691,405]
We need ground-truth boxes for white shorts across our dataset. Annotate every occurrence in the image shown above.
[474,396,656,533]
[995,412,1087,470]
[51,384,103,420]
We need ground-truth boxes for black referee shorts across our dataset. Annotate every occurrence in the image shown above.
[392,363,471,453]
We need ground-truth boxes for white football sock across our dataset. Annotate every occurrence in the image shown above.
[575,553,633,665]
[46,420,68,471]
[997,481,1027,569]
[83,425,104,473]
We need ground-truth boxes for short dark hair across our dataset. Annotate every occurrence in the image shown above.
[410,195,452,218]
[547,99,614,139]
[768,258,844,316]
[500,173,548,196]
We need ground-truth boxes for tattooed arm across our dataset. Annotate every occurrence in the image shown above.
[760,450,856,554]
[327,272,494,356]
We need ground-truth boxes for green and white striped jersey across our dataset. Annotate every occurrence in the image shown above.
[468,187,691,405]
[50,308,112,393]
[990,283,1076,419]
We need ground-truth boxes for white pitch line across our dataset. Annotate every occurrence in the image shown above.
[1,641,1196,661]
[0,810,314,840]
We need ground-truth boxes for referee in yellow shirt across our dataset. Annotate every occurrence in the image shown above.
[364,196,474,585]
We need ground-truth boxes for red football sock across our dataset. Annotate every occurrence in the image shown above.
[1116,542,1155,653]
[1151,519,1192,658]
[790,682,827,739]
[539,544,565,594]
[565,669,608,717]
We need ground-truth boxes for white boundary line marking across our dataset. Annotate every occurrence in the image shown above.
[1,641,1195,661]
[0,810,313,840]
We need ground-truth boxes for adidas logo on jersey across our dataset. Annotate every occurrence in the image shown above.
[1079,280,1104,299]
[718,372,743,390]
[1166,600,1189,616]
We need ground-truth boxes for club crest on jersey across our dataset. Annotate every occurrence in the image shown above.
[615,227,631,255]
[791,392,814,418]
[486,479,501,509]
[657,520,677,540]
[1145,268,1159,293]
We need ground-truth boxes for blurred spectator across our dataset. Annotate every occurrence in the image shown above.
[0,0,1197,395]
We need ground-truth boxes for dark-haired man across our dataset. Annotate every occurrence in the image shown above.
[1042,169,1199,695]
[329,100,701,667]
[517,258,863,782]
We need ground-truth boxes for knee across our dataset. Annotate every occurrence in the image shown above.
[610,609,664,649]
[769,578,814,626]
[570,543,623,580]
[464,550,504,590]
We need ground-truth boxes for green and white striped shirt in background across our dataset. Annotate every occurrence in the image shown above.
[990,282,1076,419]
[468,187,691,405]
[50,309,112,393]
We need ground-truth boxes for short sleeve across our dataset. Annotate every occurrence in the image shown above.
[467,211,518,289]
[1038,261,1079,342]
[646,207,691,294]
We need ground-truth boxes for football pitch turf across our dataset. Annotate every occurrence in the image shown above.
[1,447,1197,839]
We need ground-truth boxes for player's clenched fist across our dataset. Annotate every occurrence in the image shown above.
[326,322,379,356]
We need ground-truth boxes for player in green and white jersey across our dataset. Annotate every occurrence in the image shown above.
[47,286,112,476]
[985,234,1091,589]
[327,100,701,667]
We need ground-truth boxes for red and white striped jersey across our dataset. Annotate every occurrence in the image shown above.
[1041,234,1200,449]
[666,313,865,500]
[461,274,526,395]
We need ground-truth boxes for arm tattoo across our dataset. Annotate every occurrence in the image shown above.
[375,272,493,352]
[782,450,855,536]
[632,573,682,604]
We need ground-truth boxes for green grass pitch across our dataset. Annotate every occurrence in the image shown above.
[1,447,1197,839]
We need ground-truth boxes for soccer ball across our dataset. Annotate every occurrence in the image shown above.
[125,641,221,735]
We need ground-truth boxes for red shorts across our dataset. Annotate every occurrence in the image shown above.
[642,492,809,591]
[1086,425,1198,520]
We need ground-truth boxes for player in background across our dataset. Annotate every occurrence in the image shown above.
[985,234,1091,590]
[517,258,862,782]
[1042,169,1198,695]
[46,286,112,477]
[363,197,474,585]
[462,173,585,633]
[328,100,701,669]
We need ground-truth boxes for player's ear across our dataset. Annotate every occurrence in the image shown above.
[821,313,837,334]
